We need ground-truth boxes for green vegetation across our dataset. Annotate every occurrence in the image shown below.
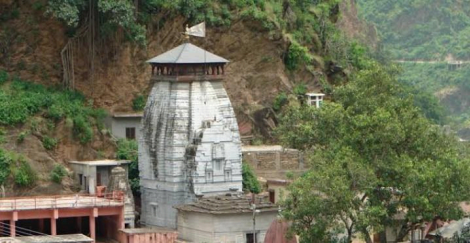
[276,63,470,242]
[0,149,37,187]
[0,74,106,144]
[357,0,470,60]
[50,164,68,184]
[116,139,140,195]
[285,41,312,71]
[272,92,288,111]
[13,159,37,187]
[132,95,146,111]
[241,162,260,194]
[42,136,58,150]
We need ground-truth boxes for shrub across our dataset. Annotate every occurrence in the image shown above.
[242,162,261,194]
[285,42,312,71]
[13,159,36,187]
[132,95,146,111]
[293,83,307,96]
[17,131,28,143]
[0,149,11,186]
[117,139,140,195]
[273,92,288,111]
[42,136,58,150]
[0,70,8,84]
[72,115,93,144]
[50,164,67,183]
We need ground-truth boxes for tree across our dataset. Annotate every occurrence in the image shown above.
[276,62,470,242]
[242,162,261,194]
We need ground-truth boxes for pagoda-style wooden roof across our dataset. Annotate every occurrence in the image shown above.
[147,43,229,64]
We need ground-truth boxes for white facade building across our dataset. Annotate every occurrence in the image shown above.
[139,43,243,229]
[305,93,325,108]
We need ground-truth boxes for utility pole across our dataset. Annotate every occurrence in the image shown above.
[251,203,260,243]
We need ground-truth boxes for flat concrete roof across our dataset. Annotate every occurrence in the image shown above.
[0,234,93,242]
[120,227,177,234]
[112,112,143,118]
[242,145,283,152]
[0,195,122,212]
[305,93,325,96]
[69,160,131,166]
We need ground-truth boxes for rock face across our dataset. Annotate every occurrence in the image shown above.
[107,166,136,228]
[138,43,243,229]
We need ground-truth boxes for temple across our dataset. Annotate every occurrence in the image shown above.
[139,42,243,228]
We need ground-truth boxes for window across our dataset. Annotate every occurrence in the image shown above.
[225,170,231,181]
[78,174,83,185]
[206,171,213,182]
[125,127,136,140]
[246,233,258,243]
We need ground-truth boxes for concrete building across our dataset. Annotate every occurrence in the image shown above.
[0,194,124,241]
[105,113,143,140]
[242,145,305,179]
[305,93,325,108]
[266,179,292,204]
[175,193,278,243]
[139,42,243,228]
[69,160,135,228]
[69,160,131,195]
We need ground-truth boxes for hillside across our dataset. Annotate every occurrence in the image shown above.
[0,0,372,195]
[357,0,470,60]
[356,0,470,139]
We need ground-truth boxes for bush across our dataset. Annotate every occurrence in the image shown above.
[50,164,67,184]
[273,92,288,111]
[293,83,307,96]
[132,95,146,111]
[42,136,58,150]
[0,70,8,84]
[0,149,11,186]
[72,116,93,144]
[13,158,36,187]
[285,42,312,71]
[17,131,28,143]
[242,162,260,194]
[117,139,140,195]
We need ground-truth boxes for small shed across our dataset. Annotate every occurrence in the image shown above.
[69,160,131,195]
[105,113,143,140]
[305,93,325,108]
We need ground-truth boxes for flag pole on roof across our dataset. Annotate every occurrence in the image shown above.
[184,22,207,70]
[185,22,206,38]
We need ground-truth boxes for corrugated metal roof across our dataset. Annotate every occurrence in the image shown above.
[147,43,229,64]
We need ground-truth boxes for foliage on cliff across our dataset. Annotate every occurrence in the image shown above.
[357,0,470,60]
[116,138,140,195]
[276,62,470,242]
[0,71,106,144]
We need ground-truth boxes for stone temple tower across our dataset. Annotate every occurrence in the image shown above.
[139,42,243,228]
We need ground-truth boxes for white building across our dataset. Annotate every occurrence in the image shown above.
[105,113,143,140]
[175,193,278,243]
[139,42,243,229]
[305,93,325,108]
[69,160,135,228]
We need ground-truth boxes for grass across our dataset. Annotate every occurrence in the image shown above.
[0,72,107,144]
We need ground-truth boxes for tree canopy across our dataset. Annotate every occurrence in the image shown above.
[276,62,470,242]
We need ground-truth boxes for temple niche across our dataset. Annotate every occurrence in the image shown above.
[138,42,242,229]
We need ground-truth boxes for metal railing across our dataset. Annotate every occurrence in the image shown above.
[0,192,124,211]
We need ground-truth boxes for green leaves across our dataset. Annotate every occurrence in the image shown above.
[242,162,261,194]
[278,62,470,241]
